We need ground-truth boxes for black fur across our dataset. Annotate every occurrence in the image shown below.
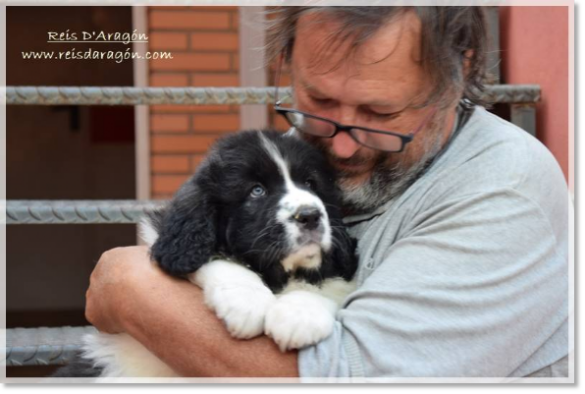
[150,130,358,292]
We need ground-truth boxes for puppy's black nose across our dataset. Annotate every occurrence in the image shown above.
[294,207,321,230]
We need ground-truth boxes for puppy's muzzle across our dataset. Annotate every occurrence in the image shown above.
[293,206,322,231]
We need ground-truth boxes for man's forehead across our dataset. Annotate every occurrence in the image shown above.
[291,11,427,108]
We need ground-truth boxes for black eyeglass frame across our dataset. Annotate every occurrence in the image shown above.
[273,57,437,153]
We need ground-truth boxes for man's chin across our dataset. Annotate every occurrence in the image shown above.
[337,172,370,188]
[337,164,399,215]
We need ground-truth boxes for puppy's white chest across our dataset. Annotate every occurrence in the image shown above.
[280,243,322,272]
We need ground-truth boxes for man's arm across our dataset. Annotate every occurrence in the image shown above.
[86,187,568,378]
[297,189,569,377]
[85,246,299,378]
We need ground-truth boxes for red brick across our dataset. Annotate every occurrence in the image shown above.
[192,114,240,132]
[152,194,173,200]
[149,10,230,30]
[191,73,239,87]
[151,135,220,153]
[230,11,239,30]
[151,114,190,133]
[231,53,239,71]
[150,73,189,87]
[150,32,188,50]
[152,175,190,194]
[151,53,231,71]
[151,155,191,173]
[190,32,239,51]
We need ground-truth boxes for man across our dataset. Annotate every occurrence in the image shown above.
[85,7,570,378]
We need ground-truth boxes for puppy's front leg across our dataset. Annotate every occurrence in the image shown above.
[264,278,356,352]
[187,259,276,339]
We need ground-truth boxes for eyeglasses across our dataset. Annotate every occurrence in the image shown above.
[273,60,437,153]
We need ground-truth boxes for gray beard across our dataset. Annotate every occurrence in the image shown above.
[338,127,446,215]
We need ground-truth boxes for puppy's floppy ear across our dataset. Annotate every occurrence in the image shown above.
[150,180,218,276]
[325,217,359,281]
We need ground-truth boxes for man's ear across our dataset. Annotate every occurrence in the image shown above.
[463,49,474,78]
[150,182,218,276]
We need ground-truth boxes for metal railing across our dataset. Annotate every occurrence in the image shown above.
[5,326,97,367]
[4,85,540,106]
[6,200,164,225]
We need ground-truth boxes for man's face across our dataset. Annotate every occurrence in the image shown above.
[290,11,458,213]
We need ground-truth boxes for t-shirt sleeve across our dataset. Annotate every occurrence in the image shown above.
[298,188,569,378]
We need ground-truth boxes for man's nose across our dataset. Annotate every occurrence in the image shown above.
[327,107,361,158]
[330,131,361,158]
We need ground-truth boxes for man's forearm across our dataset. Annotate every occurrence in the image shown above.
[118,265,299,377]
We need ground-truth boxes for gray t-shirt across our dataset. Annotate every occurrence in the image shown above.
[298,106,571,378]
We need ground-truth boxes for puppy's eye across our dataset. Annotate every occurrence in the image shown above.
[305,179,316,190]
[250,185,266,198]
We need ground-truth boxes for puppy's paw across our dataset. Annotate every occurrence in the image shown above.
[264,291,336,352]
[204,282,276,339]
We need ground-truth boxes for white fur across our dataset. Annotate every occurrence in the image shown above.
[282,277,358,307]
[280,244,322,272]
[264,278,356,352]
[187,259,276,339]
[81,333,178,378]
[138,218,159,247]
[259,132,333,259]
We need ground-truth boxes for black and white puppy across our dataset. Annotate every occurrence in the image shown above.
[62,130,358,378]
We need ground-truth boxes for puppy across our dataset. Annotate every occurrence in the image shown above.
[54,130,358,378]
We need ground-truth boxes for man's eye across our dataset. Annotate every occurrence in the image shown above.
[250,185,266,198]
[310,96,333,106]
[371,111,400,119]
[362,105,402,120]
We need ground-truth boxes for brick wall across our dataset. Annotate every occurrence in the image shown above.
[148,6,241,199]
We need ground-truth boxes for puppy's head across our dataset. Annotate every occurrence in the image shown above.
[150,130,354,290]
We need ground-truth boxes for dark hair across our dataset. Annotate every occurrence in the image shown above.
[266,6,489,107]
